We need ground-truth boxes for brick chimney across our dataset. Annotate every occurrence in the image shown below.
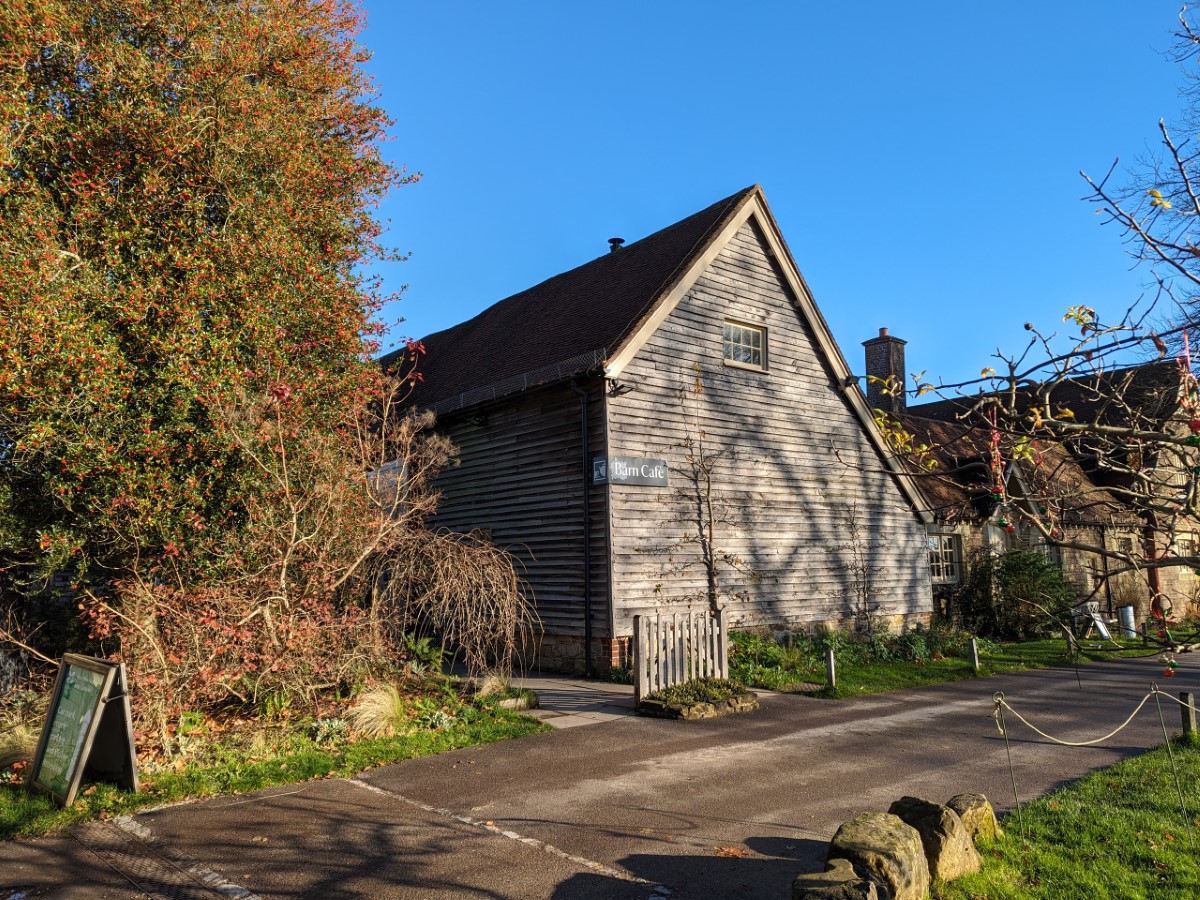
[862,327,907,413]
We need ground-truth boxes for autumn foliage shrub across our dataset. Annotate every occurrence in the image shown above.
[0,2,536,752]
[73,385,535,751]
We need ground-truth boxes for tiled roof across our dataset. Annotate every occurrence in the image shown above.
[909,360,1181,428]
[380,186,759,412]
[900,414,1139,526]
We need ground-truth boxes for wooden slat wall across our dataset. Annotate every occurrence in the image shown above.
[607,219,933,635]
[431,381,610,639]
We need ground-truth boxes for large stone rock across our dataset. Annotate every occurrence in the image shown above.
[947,792,1003,844]
[827,812,929,900]
[888,796,981,883]
[792,858,881,900]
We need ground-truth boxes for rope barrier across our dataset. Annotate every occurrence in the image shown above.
[992,689,1198,747]
[1153,684,1195,847]
[993,684,1199,851]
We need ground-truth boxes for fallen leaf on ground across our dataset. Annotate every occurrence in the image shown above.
[714,845,752,859]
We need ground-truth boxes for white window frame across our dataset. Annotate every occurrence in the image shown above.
[1177,533,1196,574]
[722,321,767,371]
[928,531,962,584]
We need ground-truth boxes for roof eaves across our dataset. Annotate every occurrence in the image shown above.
[603,185,760,378]
[427,347,608,417]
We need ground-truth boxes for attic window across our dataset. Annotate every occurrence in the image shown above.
[723,321,766,371]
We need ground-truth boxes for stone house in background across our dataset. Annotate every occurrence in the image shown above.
[382,186,935,674]
[900,411,1147,619]
[861,330,1199,622]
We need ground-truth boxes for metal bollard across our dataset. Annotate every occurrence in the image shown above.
[825,647,836,691]
[969,637,980,672]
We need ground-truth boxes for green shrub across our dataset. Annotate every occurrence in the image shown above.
[606,665,634,685]
[953,550,1078,640]
[730,624,988,688]
[644,677,748,706]
[895,627,930,661]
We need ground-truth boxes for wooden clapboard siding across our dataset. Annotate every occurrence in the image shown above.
[607,218,932,635]
[431,381,610,638]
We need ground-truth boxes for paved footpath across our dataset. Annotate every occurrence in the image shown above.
[2,653,1196,899]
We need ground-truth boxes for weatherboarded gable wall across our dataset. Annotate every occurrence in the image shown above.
[606,218,932,635]
[430,381,610,671]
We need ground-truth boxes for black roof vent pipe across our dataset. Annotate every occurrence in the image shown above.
[608,237,624,253]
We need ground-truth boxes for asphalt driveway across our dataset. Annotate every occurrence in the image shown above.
[2,653,1195,899]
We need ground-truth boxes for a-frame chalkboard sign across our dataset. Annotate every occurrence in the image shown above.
[30,654,138,806]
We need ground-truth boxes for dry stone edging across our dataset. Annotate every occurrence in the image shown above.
[792,793,1001,900]
[790,857,881,899]
[825,812,928,900]
[887,796,981,883]
[637,689,759,720]
[947,792,1003,844]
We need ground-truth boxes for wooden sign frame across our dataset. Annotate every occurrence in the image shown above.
[30,654,138,806]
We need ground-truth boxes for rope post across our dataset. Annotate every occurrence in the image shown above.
[1153,684,1195,849]
[969,637,980,672]
[825,647,836,691]
[993,692,1024,844]
[1060,625,1078,657]
[1183,692,1197,737]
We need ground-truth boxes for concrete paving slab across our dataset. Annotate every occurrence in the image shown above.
[513,674,637,730]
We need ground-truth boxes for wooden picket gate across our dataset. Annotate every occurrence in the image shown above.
[632,609,728,703]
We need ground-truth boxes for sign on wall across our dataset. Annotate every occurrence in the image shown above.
[30,654,138,806]
[593,456,669,487]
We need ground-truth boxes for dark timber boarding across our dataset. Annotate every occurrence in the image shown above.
[432,380,610,641]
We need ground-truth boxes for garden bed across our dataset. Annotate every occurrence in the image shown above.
[637,678,758,720]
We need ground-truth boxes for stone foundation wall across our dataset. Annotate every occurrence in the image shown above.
[731,610,934,641]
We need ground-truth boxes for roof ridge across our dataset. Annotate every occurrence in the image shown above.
[385,186,763,410]
[607,185,758,350]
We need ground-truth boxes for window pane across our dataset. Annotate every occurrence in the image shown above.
[722,322,766,370]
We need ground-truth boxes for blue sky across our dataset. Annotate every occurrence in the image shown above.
[360,2,1187,387]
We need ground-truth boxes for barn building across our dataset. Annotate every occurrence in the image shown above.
[383,186,934,673]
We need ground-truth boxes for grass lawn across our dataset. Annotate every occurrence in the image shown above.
[0,706,548,840]
[826,638,1152,697]
[936,735,1200,899]
[730,629,1154,698]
